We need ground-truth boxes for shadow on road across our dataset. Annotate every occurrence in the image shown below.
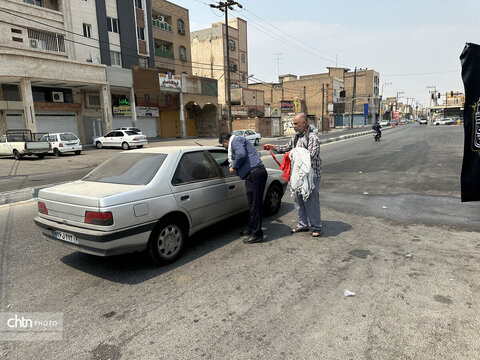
[60,203,296,284]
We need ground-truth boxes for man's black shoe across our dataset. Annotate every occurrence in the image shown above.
[243,235,264,244]
[239,229,252,236]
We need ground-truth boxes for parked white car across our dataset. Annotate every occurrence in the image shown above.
[93,130,147,150]
[232,129,262,146]
[379,120,390,126]
[34,146,287,265]
[114,127,143,134]
[40,132,82,156]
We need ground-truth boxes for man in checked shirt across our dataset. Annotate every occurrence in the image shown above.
[264,113,323,237]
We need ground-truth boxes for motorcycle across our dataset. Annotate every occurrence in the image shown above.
[373,130,381,141]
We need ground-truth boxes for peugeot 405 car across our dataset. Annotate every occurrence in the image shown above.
[34,146,287,265]
[93,130,147,150]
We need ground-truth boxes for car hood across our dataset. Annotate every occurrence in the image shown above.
[38,180,144,207]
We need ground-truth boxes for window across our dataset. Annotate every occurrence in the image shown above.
[172,152,220,185]
[242,74,246,83]
[138,57,148,67]
[179,46,187,61]
[110,51,121,66]
[23,0,42,6]
[177,19,185,35]
[83,24,92,38]
[137,26,145,40]
[228,39,236,51]
[107,17,119,33]
[135,0,143,9]
[28,28,65,52]
[241,53,245,64]
[208,150,232,177]
[229,62,238,72]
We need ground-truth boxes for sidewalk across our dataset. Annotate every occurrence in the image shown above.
[0,125,380,206]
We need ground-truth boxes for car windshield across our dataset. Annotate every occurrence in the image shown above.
[82,153,167,185]
[232,130,243,136]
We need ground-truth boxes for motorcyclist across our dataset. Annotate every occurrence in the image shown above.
[372,121,382,138]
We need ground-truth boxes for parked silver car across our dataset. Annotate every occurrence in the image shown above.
[34,146,287,265]
[232,129,262,146]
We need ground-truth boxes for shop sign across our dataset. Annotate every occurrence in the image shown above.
[159,73,181,89]
[281,100,295,112]
[137,107,159,117]
[294,100,301,113]
[113,106,131,116]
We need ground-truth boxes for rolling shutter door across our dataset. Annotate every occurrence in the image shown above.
[137,117,158,137]
[35,112,78,136]
[6,113,24,129]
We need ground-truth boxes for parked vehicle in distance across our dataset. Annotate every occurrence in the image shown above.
[34,146,287,265]
[433,118,454,126]
[93,130,147,150]
[379,120,390,126]
[0,129,50,160]
[40,133,82,156]
[114,127,143,134]
[232,129,262,145]
[419,118,428,125]
[391,119,399,125]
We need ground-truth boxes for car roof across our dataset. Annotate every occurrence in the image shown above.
[120,145,223,155]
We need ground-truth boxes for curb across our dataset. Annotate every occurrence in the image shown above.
[1,128,382,206]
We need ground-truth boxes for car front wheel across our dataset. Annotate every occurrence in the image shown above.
[13,150,22,160]
[264,184,282,216]
[254,138,259,146]
[96,141,103,149]
[147,217,186,265]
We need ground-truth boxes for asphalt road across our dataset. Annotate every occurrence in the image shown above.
[1,124,479,359]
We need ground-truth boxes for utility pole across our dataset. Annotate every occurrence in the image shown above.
[210,1,243,132]
[380,82,392,121]
[321,83,325,130]
[350,67,357,128]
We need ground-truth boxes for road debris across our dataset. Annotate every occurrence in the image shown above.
[344,289,356,297]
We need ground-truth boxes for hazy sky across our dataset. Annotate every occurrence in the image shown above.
[175,0,480,107]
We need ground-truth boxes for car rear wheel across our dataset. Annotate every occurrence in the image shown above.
[147,217,186,265]
[137,145,143,149]
[264,184,282,216]
[254,138,259,146]
[13,150,22,160]
[96,141,103,149]
[74,150,81,155]
[37,153,45,159]
[122,142,130,150]
[54,148,61,157]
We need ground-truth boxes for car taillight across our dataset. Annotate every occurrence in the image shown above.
[133,137,140,141]
[85,211,113,226]
[38,201,48,215]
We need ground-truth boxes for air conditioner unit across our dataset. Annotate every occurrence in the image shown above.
[30,39,39,49]
[52,91,64,103]
[157,16,165,22]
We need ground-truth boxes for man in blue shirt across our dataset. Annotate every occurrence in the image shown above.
[220,132,268,244]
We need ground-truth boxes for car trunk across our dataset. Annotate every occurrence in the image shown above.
[38,180,143,225]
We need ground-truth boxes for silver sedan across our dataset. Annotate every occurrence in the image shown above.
[34,146,287,265]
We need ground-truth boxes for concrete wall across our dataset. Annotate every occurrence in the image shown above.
[70,0,102,63]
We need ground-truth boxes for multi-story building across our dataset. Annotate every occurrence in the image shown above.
[0,0,110,142]
[0,0,218,143]
[248,72,344,131]
[190,18,248,109]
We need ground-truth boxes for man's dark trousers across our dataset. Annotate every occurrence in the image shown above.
[245,165,268,237]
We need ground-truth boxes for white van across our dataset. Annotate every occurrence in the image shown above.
[41,133,82,156]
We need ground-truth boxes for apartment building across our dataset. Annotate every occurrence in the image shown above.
[249,72,344,131]
[0,0,110,142]
[191,18,248,108]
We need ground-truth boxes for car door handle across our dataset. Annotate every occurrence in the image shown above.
[229,185,235,190]
[181,195,190,202]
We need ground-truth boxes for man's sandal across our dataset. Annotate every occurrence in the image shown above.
[291,227,309,234]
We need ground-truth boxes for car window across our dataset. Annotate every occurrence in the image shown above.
[105,131,115,137]
[125,131,137,136]
[172,151,220,185]
[114,131,124,137]
[0,136,5,143]
[82,153,167,185]
[208,149,234,177]
[60,133,78,141]
[132,128,141,133]
[232,130,243,136]
[246,130,254,135]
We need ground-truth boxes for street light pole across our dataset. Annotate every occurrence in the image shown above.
[380,82,391,121]
[210,1,243,132]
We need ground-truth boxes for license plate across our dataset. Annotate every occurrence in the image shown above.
[54,230,79,244]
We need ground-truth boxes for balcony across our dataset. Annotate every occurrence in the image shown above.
[154,48,173,59]
[152,19,172,32]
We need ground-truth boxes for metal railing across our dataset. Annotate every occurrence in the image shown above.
[27,28,65,52]
[154,48,173,58]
